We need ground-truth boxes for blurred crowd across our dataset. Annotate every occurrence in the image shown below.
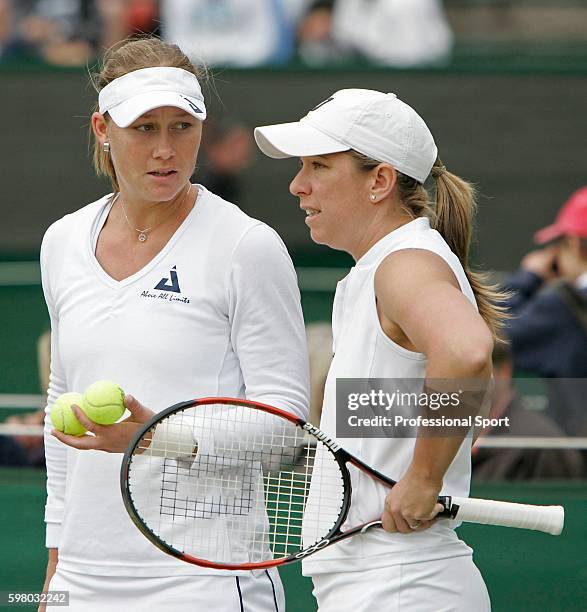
[0,0,454,68]
[0,0,159,66]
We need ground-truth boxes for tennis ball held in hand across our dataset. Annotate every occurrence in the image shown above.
[82,380,125,425]
[50,392,87,436]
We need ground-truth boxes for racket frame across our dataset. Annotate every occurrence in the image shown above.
[120,397,561,571]
[121,397,363,569]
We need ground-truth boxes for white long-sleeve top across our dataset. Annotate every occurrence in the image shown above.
[41,185,309,576]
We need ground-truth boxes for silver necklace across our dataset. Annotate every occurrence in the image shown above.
[119,184,192,242]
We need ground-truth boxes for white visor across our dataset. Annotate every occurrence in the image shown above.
[98,67,206,128]
[254,120,350,159]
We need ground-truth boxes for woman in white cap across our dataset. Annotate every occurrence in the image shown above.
[40,37,309,611]
[255,90,506,610]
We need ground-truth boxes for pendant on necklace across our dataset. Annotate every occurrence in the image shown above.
[138,232,148,242]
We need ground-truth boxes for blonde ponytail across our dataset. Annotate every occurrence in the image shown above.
[431,158,509,338]
[431,159,474,264]
[349,150,509,339]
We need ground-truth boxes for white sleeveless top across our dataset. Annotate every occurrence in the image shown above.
[303,217,475,576]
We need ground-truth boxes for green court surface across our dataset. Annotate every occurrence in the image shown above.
[0,470,585,611]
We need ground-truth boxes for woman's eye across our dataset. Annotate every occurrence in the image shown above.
[175,122,192,130]
[299,159,326,169]
[136,124,154,132]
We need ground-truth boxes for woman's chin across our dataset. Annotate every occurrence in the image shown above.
[309,228,331,247]
[144,179,187,201]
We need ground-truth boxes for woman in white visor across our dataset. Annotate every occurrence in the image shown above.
[255,90,507,611]
[40,37,309,611]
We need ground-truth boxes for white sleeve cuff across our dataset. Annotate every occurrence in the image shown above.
[45,521,62,548]
[149,420,203,458]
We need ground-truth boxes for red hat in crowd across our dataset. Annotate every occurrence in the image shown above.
[534,186,587,244]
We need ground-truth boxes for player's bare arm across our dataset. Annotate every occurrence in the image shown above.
[375,248,493,533]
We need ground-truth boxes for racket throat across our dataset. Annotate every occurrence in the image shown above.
[360,520,382,534]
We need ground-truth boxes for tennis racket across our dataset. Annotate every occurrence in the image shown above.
[120,397,564,570]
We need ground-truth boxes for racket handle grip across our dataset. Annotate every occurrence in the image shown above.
[448,496,564,535]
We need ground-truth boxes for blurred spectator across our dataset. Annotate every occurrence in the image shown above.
[0,435,30,466]
[503,187,587,435]
[282,0,314,26]
[297,0,453,67]
[3,409,45,466]
[472,341,585,480]
[198,117,255,204]
[1,330,49,467]
[1,0,98,65]
[297,1,347,65]
[125,0,159,35]
[161,0,296,67]
[0,0,12,55]
[0,0,159,65]
[97,0,159,50]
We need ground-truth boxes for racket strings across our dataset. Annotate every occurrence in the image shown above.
[127,403,346,564]
[159,453,257,519]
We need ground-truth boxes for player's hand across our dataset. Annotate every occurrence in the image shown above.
[381,468,444,534]
[520,247,559,280]
[51,395,155,453]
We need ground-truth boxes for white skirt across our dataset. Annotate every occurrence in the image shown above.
[312,555,490,612]
[48,567,285,612]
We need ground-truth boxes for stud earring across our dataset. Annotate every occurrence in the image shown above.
[370,194,376,201]
[103,142,110,153]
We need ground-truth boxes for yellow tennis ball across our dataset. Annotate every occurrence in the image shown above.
[50,392,87,436]
[82,380,125,425]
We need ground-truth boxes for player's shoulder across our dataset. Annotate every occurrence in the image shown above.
[197,185,281,246]
[377,247,453,282]
[373,220,466,288]
[42,194,111,247]
[198,186,259,229]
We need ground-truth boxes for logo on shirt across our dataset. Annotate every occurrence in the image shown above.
[155,266,181,293]
[140,266,190,304]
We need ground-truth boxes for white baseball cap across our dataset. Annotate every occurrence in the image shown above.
[98,67,207,128]
[254,89,437,183]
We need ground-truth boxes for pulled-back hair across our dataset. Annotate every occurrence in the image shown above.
[89,37,206,191]
[348,150,509,339]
